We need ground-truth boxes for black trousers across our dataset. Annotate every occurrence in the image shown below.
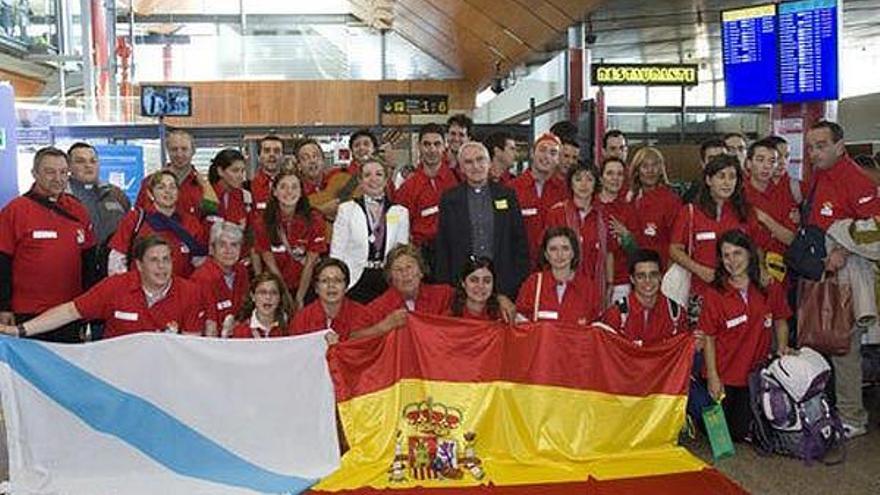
[16,313,84,343]
[348,267,388,304]
[721,385,752,443]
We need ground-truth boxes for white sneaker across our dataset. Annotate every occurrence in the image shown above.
[842,422,867,439]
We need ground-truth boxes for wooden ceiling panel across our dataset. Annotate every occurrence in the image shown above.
[351,0,603,86]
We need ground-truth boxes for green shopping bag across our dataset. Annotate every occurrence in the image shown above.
[702,401,735,461]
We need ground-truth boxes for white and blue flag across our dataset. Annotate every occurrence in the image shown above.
[0,332,340,494]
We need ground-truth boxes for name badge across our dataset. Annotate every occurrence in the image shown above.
[536,310,559,320]
[256,202,267,210]
[494,199,509,210]
[521,207,538,216]
[216,300,233,310]
[858,195,874,205]
[420,205,439,217]
[271,245,286,253]
[114,311,139,322]
[32,230,58,239]
[695,231,716,241]
[103,201,125,212]
[725,314,747,329]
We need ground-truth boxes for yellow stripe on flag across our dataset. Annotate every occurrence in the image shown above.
[316,379,703,491]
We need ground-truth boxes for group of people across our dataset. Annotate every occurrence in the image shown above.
[0,115,875,443]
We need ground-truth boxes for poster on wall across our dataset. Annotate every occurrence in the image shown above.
[772,117,805,180]
[0,82,19,208]
[94,144,145,204]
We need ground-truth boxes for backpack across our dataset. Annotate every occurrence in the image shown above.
[748,347,845,464]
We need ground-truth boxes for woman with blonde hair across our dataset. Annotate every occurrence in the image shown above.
[627,146,681,268]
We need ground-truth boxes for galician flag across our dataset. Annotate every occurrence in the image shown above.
[0,332,340,494]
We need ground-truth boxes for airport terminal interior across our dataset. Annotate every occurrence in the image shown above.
[1,1,879,494]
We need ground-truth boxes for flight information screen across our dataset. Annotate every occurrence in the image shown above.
[721,4,779,106]
[778,0,840,103]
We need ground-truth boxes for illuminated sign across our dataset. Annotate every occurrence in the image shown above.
[591,64,699,86]
[380,94,449,115]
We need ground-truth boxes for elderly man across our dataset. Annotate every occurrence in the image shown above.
[434,142,528,297]
[134,129,218,218]
[0,147,97,342]
[1,235,206,339]
[66,142,131,279]
[190,221,250,337]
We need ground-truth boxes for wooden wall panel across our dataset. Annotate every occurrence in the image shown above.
[153,79,477,127]
[0,69,45,97]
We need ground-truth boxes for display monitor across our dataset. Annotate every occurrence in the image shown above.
[140,85,192,117]
[721,3,779,106]
[778,0,840,103]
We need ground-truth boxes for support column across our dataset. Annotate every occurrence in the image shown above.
[566,24,584,123]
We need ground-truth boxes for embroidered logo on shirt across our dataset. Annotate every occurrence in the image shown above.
[820,202,834,217]
[644,223,658,237]
[858,195,874,205]
[695,231,717,241]
[764,314,773,328]
[76,228,85,245]
[113,311,139,321]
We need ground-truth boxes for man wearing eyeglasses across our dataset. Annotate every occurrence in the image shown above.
[601,249,685,345]
[0,147,97,342]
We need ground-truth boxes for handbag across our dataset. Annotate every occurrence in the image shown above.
[702,401,735,460]
[785,179,827,281]
[797,277,855,355]
[661,204,694,307]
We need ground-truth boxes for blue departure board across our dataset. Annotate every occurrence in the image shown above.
[722,4,779,106]
[778,0,839,103]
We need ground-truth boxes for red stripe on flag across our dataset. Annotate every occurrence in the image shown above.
[329,313,694,403]
[307,467,747,494]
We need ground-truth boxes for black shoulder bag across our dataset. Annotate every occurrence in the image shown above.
[783,179,827,281]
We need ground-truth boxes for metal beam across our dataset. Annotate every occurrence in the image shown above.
[112,13,361,25]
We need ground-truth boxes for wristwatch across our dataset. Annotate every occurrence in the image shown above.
[16,323,26,338]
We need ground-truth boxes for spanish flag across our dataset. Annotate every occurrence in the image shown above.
[311,314,746,494]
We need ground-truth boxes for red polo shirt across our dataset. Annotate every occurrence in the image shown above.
[509,170,570,266]
[249,168,275,212]
[808,154,880,231]
[252,210,328,291]
[135,167,208,218]
[209,183,253,228]
[516,270,600,325]
[699,281,791,386]
[0,192,96,314]
[289,297,366,341]
[744,179,798,255]
[230,316,287,339]
[356,284,455,329]
[544,200,608,285]
[392,163,459,246]
[108,208,207,278]
[670,202,767,293]
[629,186,682,268]
[602,292,686,345]
[189,258,250,326]
[598,193,637,285]
[73,270,206,338]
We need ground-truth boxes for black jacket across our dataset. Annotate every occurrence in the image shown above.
[434,182,528,298]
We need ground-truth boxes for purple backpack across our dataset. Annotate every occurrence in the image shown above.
[748,347,845,464]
